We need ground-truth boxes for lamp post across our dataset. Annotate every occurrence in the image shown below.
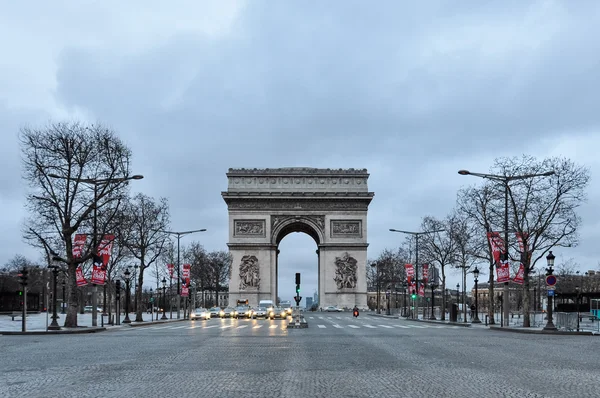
[402,280,407,317]
[48,263,61,330]
[160,229,207,319]
[133,264,139,314]
[115,279,121,326]
[390,228,445,320]
[161,278,168,320]
[543,251,557,331]
[472,266,481,323]
[458,169,554,326]
[456,283,460,318]
[575,284,580,333]
[430,282,438,320]
[386,288,391,316]
[371,261,381,314]
[48,173,143,327]
[149,288,154,322]
[61,278,66,314]
[123,268,131,324]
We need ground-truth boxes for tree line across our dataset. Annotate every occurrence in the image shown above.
[368,155,590,327]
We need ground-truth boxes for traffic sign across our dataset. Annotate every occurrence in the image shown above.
[548,290,555,297]
[546,275,557,286]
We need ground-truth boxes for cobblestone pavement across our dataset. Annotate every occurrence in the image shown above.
[1,314,597,398]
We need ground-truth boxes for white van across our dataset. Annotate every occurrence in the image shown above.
[258,300,274,311]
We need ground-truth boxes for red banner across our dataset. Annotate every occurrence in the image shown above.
[405,264,414,280]
[410,282,417,294]
[167,263,174,278]
[496,261,511,283]
[97,235,115,267]
[76,266,88,286]
[422,264,429,284]
[72,234,87,258]
[487,232,505,264]
[181,284,189,297]
[513,264,525,285]
[182,263,191,286]
[91,254,106,285]
[418,283,425,297]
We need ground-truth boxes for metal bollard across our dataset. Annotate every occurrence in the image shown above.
[485,315,488,326]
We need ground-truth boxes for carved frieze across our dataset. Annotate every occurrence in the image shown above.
[271,215,325,233]
[330,220,362,238]
[333,252,358,290]
[234,220,265,237]
[227,200,370,211]
[239,255,260,290]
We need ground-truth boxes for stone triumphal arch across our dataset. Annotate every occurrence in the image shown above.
[222,168,374,308]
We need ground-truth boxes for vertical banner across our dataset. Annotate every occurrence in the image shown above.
[72,234,87,258]
[422,264,429,284]
[181,285,189,297]
[514,232,529,284]
[97,235,115,268]
[496,261,511,283]
[167,263,174,278]
[410,282,417,294]
[76,266,88,287]
[181,263,191,296]
[487,232,505,264]
[418,283,425,297]
[90,254,107,285]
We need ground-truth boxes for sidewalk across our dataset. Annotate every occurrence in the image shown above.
[0,311,187,335]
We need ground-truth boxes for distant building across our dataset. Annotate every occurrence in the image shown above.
[313,291,318,305]
[306,297,313,309]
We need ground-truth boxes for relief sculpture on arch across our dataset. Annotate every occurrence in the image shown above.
[239,255,260,291]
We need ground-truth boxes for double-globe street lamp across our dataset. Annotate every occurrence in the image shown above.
[543,251,557,331]
[390,228,444,320]
[47,259,62,331]
[123,268,132,324]
[370,261,382,314]
[472,266,481,323]
[161,277,168,320]
[458,169,554,327]
[160,229,207,319]
[48,173,143,327]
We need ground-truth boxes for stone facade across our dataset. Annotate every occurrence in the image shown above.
[222,168,374,309]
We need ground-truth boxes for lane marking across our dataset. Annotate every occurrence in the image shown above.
[317,325,326,328]
[203,325,218,329]
[393,325,410,328]
[236,325,248,329]
[269,325,278,329]
[377,325,393,329]
[348,325,359,328]
[406,325,426,329]
[363,325,376,328]
[253,325,262,329]
[333,324,342,328]
[220,325,233,329]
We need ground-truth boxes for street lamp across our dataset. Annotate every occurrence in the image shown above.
[575,284,580,333]
[389,228,444,320]
[160,229,207,319]
[161,277,168,320]
[48,261,61,330]
[370,261,381,314]
[402,280,408,317]
[48,173,143,327]
[543,251,557,331]
[61,278,66,315]
[149,288,154,322]
[430,282,438,320]
[472,266,481,323]
[458,169,554,327]
[123,268,131,324]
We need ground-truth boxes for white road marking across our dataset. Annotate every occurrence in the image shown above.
[236,325,248,329]
[348,325,359,328]
[378,325,393,329]
[253,325,262,329]
[317,325,326,328]
[269,325,278,329]
[363,325,376,328]
[393,325,409,328]
[333,324,342,328]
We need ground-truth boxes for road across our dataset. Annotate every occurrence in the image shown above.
[1,313,597,397]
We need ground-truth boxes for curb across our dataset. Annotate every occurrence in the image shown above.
[401,318,473,327]
[0,327,106,335]
[489,326,598,336]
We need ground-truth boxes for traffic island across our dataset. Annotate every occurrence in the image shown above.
[287,318,309,329]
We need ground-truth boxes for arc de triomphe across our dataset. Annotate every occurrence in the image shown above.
[222,168,374,309]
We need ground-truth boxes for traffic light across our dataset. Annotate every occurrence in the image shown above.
[16,290,22,296]
[295,272,300,294]
[411,293,417,300]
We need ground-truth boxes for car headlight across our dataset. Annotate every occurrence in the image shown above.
[234,311,237,315]
[219,311,224,316]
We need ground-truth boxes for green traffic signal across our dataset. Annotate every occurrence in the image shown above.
[411,293,417,300]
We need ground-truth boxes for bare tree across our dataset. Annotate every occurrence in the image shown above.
[456,184,501,324]
[205,251,232,307]
[20,122,133,327]
[495,155,590,327]
[419,216,457,321]
[120,193,170,321]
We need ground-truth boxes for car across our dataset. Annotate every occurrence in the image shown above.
[220,307,237,318]
[190,308,210,321]
[84,306,103,313]
[209,307,221,318]
[325,306,343,312]
[235,306,252,319]
[252,307,268,319]
[268,307,288,319]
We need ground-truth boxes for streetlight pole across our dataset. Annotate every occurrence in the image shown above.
[458,169,554,327]
[48,173,143,327]
[472,266,481,323]
[160,229,207,319]
[543,251,557,331]
[133,264,139,314]
[48,264,61,330]
[430,283,437,320]
[161,278,168,320]
[123,268,131,324]
[456,283,460,320]
[402,280,407,317]
[370,261,381,314]
[390,228,445,320]
[61,278,66,314]
[575,285,580,332]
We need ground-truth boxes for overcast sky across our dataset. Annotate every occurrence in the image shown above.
[1,1,599,304]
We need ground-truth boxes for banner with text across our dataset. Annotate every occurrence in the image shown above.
[422,264,429,284]
[90,254,107,285]
[181,284,189,297]
[97,234,115,267]
[182,263,191,285]
[418,283,425,297]
[76,266,88,286]
[496,261,511,283]
[167,263,174,278]
[72,234,87,258]
[405,264,414,284]
[487,232,505,264]
[513,232,529,284]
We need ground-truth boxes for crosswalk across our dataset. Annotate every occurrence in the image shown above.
[119,321,461,332]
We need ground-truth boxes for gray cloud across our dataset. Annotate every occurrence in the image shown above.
[1,1,600,297]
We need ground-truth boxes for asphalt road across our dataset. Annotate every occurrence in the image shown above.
[1,313,597,398]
